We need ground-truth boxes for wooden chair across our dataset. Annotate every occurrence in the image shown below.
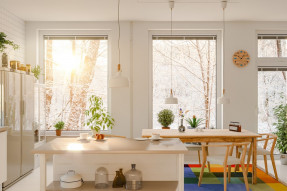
[184,142,211,172]
[236,133,278,180]
[198,142,250,191]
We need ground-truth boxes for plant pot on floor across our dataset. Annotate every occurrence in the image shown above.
[162,127,170,129]
[56,130,62,136]
[280,154,287,165]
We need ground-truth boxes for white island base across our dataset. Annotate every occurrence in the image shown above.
[33,138,187,191]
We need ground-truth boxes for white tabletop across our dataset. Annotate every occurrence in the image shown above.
[32,137,188,154]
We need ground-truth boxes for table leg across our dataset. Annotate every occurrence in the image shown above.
[252,138,257,184]
[40,154,46,191]
[177,154,184,191]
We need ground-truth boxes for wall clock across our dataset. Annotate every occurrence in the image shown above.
[232,50,250,67]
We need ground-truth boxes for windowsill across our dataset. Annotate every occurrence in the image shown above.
[41,130,109,137]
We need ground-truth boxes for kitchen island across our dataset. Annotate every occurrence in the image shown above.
[32,137,188,191]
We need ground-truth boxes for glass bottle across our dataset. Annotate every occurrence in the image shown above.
[124,164,142,190]
[112,171,123,188]
[119,168,126,187]
[95,167,108,189]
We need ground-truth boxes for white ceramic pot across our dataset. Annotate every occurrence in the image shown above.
[280,154,287,165]
[60,170,83,188]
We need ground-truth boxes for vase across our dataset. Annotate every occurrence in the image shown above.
[95,167,109,188]
[112,171,123,188]
[178,118,185,132]
[119,168,126,187]
[125,164,142,190]
[2,53,8,67]
[280,154,287,165]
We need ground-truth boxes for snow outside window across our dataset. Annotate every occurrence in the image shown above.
[43,36,108,131]
[152,35,217,129]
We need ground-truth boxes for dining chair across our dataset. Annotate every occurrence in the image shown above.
[184,143,211,172]
[235,133,278,180]
[198,142,250,191]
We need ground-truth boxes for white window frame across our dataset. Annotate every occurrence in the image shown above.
[148,30,222,129]
[256,30,287,67]
[38,30,112,132]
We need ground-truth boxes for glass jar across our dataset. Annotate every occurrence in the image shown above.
[95,167,108,189]
[124,164,142,190]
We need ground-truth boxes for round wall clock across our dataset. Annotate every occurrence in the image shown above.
[232,50,250,67]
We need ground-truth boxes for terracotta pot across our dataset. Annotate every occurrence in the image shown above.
[56,130,62,136]
[162,127,170,129]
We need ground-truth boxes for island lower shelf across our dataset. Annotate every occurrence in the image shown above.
[47,181,178,191]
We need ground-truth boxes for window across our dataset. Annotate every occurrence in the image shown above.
[258,34,287,58]
[152,35,217,129]
[258,67,287,153]
[44,36,108,130]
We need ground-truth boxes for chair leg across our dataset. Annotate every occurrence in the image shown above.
[224,166,227,191]
[263,155,268,174]
[235,147,241,172]
[207,161,211,172]
[198,150,201,164]
[246,146,252,174]
[270,154,278,180]
[198,159,206,187]
[228,165,231,183]
[241,162,250,191]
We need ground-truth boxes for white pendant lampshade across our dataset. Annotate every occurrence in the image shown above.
[109,64,129,88]
[165,89,178,104]
[218,0,230,105]
[165,0,178,105]
[217,90,230,104]
[108,0,129,88]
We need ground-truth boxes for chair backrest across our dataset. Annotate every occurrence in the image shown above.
[258,133,277,153]
[202,142,250,165]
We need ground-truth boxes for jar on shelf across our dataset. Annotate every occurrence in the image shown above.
[124,164,142,190]
[95,167,109,189]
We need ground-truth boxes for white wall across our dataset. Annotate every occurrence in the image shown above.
[0,7,25,64]
[25,20,287,138]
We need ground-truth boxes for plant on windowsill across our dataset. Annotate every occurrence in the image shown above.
[186,115,204,129]
[273,104,287,165]
[54,121,65,136]
[85,95,114,140]
[157,109,174,129]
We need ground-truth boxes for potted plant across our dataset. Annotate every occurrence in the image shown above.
[273,104,287,165]
[54,121,65,136]
[186,115,204,129]
[0,32,19,67]
[157,109,174,129]
[85,95,114,140]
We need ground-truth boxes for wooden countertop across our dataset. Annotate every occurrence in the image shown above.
[32,137,188,154]
[142,129,260,138]
[0,126,9,133]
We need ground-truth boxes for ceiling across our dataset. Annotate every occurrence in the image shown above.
[0,0,287,22]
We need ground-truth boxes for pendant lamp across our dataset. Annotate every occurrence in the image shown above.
[108,0,129,88]
[165,0,178,104]
[217,0,230,104]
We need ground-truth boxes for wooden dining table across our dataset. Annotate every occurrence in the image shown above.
[142,128,261,184]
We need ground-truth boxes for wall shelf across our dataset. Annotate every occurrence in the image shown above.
[47,181,178,191]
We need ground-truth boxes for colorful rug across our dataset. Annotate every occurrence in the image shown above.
[184,164,287,191]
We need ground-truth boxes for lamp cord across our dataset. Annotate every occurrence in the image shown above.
[118,0,121,72]
[170,5,173,93]
[222,3,225,95]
